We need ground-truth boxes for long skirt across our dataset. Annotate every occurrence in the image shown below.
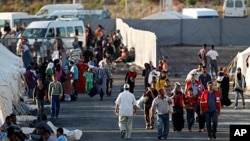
[172,105,184,131]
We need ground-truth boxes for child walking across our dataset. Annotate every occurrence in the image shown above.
[184,87,196,132]
[84,68,94,94]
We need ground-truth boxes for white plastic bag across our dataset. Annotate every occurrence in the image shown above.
[136,96,144,110]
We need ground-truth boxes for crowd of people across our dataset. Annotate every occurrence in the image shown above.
[0,22,138,141]
[1,21,247,141]
[114,44,246,140]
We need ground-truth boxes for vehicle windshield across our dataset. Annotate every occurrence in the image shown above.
[36,9,48,16]
[23,28,47,38]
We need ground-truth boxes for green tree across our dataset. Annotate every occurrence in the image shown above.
[186,0,196,6]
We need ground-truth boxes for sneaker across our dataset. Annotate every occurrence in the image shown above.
[121,130,126,139]
[234,106,237,110]
[145,127,149,130]
[150,126,154,129]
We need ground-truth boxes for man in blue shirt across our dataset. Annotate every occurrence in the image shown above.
[198,65,212,90]
[69,60,79,101]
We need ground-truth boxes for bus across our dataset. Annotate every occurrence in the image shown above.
[223,0,248,18]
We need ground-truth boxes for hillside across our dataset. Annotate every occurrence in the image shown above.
[0,0,249,18]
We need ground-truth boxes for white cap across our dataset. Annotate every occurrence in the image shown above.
[123,84,130,89]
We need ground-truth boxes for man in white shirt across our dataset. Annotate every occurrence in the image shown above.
[206,45,220,78]
[115,84,137,140]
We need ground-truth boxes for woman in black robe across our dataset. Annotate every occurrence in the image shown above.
[217,67,232,107]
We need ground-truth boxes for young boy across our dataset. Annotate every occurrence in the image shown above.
[84,68,94,93]
[184,87,196,132]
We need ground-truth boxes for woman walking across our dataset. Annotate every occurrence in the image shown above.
[171,82,185,132]
[233,67,246,110]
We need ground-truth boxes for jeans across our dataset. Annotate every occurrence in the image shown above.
[204,111,218,138]
[51,95,60,118]
[235,91,245,107]
[28,89,34,98]
[118,115,133,139]
[210,60,218,77]
[186,109,195,130]
[36,99,45,116]
[157,113,169,138]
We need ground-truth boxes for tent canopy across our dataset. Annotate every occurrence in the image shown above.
[0,43,24,125]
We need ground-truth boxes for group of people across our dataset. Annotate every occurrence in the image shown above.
[1,23,136,141]
[0,113,68,141]
[114,44,246,140]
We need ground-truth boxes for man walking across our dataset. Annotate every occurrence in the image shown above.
[48,75,63,119]
[151,88,172,140]
[200,81,221,140]
[206,45,220,78]
[115,84,137,140]
[198,44,207,67]
[198,65,212,90]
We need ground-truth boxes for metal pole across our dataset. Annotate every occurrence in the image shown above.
[125,0,128,16]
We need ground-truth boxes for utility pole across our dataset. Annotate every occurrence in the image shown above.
[125,0,128,16]
[165,0,173,12]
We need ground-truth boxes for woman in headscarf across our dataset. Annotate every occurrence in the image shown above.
[217,67,232,107]
[96,61,109,100]
[45,62,54,82]
[62,66,73,96]
[171,82,185,132]
[76,58,88,94]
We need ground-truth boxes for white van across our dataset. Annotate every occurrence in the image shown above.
[46,9,111,20]
[182,8,219,19]
[22,19,86,49]
[223,0,247,18]
[0,12,32,33]
[35,4,84,17]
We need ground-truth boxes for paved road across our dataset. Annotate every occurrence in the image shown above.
[50,46,250,141]
[51,68,250,141]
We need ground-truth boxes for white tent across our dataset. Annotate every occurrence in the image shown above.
[228,46,250,89]
[0,43,24,125]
